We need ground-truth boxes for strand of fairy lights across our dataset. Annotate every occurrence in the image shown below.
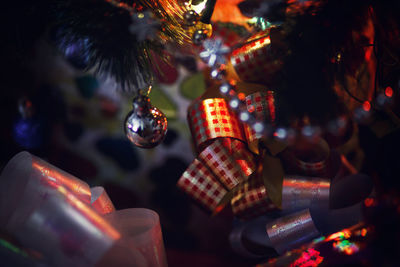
[193,24,397,144]
[105,0,397,144]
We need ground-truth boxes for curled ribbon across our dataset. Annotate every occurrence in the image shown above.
[229,31,282,85]
[178,87,284,218]
[178,80,333,220]
[266,209,320,254]
[0,152,167,267]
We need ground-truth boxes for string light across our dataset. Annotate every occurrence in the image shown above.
[193,27,395,141]
[253,122,265,133]
[239,111,250,122]
[219,82,231,94]
[108,1,398,143]
[229,98,240,109]
[274,128,288,139]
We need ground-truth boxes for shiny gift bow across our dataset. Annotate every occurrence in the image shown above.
[178,89,287,219]
[178,83,332,220]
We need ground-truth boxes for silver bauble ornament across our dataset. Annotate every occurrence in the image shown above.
[124,95,167,148]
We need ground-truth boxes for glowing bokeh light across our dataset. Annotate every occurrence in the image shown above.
[290,248,324,267]
[326,230,351,242]
[362,101,371,112]
[333,240,359,255]
[229,99,239,109]
[253,122,264,133]
[274,128,287,139]
[364,198,375,207]
[385,86,393,98]
[240,111,250,122]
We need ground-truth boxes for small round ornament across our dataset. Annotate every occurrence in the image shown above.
[124,92,167,149]
[210,67,227,80]
[184,10,199,26]
[190,22,212,46]
[192,29,208,45]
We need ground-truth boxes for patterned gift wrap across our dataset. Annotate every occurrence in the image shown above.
[231,174,278,220]
[181,89,290,218]
[188,98,245,150]
[219,138,256,177]
[177,159,228,213]
[198,139,253,190]
[230,33,281,84]
[244,91,276,149]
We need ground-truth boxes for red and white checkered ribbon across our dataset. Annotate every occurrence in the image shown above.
[177,159,228,212]
[231,174,278,219]
[220,138,256,177]
[180,92,332,216]
[177,138,257,213]
[245,91,276,121]
[199,139,255,190]
[230,34,280,84]
[244,91,276,147]
[179,95,278,215]
[188,98,245,150]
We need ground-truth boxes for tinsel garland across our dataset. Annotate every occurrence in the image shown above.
[52,0,187,91]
